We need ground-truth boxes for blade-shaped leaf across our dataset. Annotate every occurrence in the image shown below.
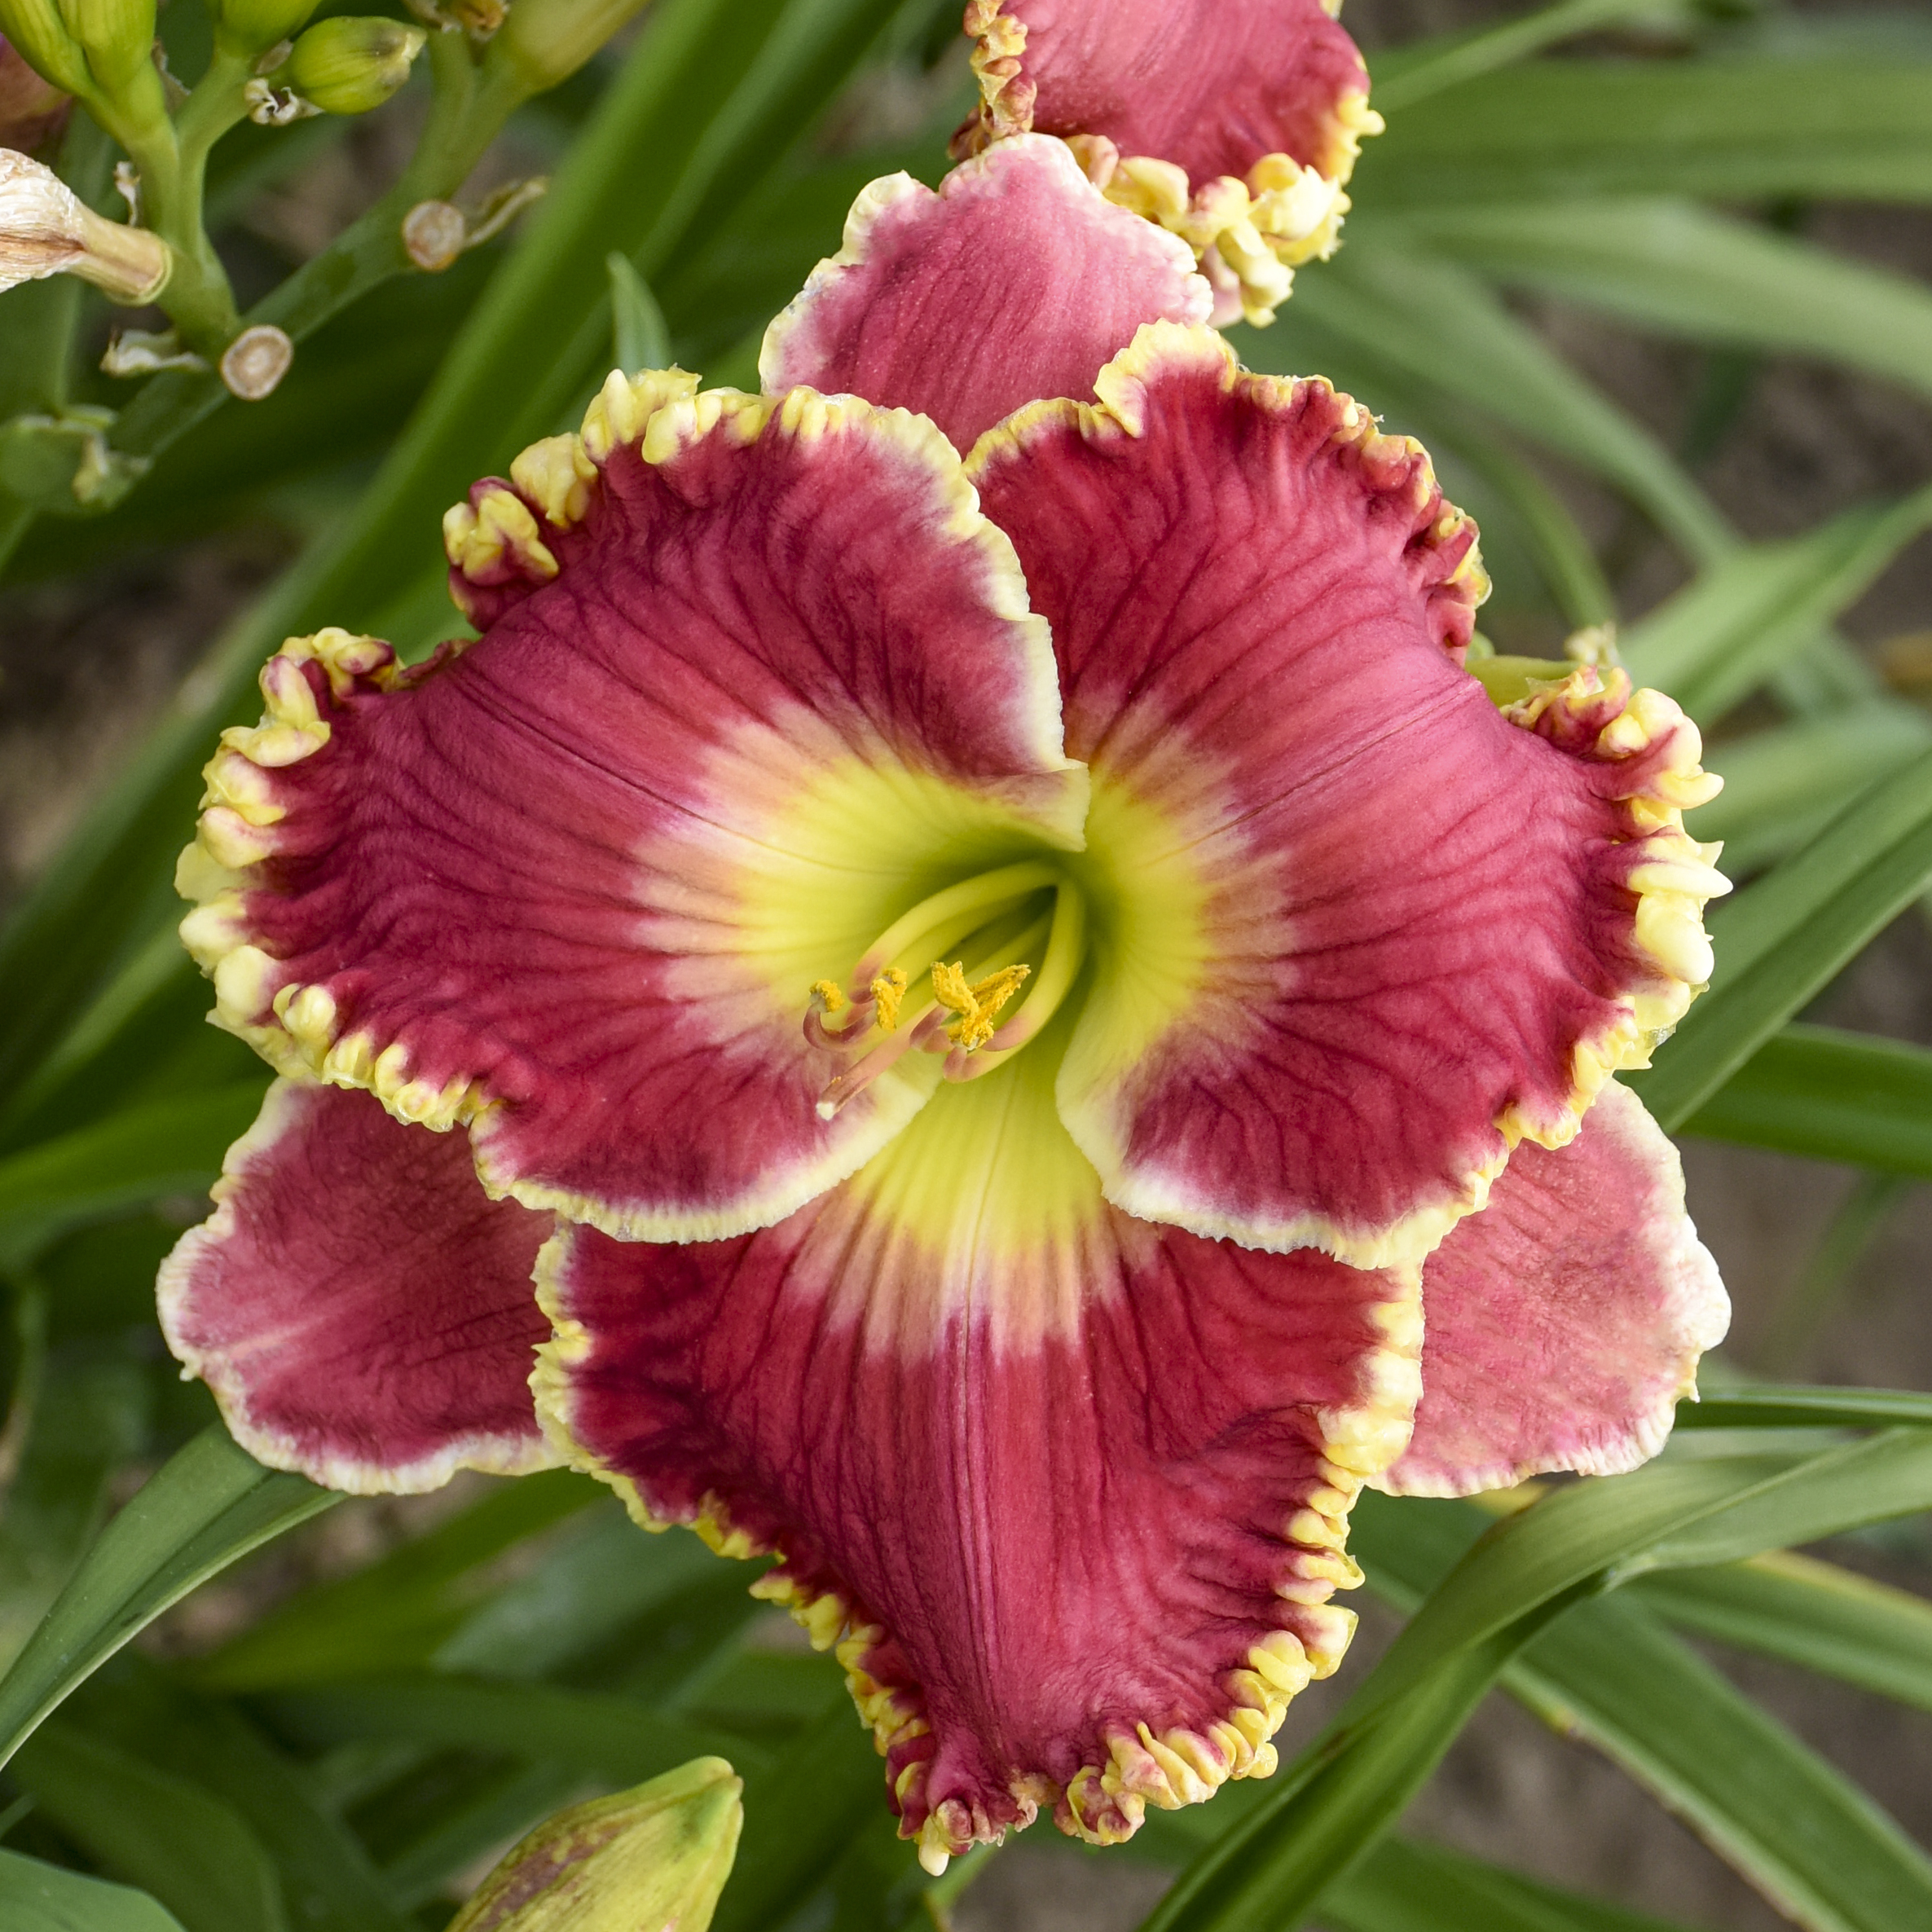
[1619,483,1932,720]
[11,1723,287,1932]
[1355,58,1932,207]
[1680,1023,1932,1175]
[1685,705,1932,876]
[1675,1384,1932,1432]
[1631,750,1932,1130]
[1388,200,1932,404]
[0,1082,266,1265]
[1274,248,1731,561]
[1322,1833,1699,1932]
[0,1846,188,1932]
[1634,1550,1932,1714]
[0,1428,336,1767]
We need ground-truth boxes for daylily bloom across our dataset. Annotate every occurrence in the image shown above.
[952,0,1384,324]
[161,302,1729,1866]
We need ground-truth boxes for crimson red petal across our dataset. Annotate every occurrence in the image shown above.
[158,1080,555,1493]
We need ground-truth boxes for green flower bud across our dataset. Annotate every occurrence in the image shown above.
[447,1758,743,1932]
[211,0,321,58]
[0,2,84,95]
[281,14,424,114]
[484,0,648,99]
[55,0,155,94]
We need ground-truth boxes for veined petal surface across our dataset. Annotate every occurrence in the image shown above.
[1380,1080,1730,1498]
[536,1023,1420,1868]
[970,326,1725,1271]
[759,135,1210,453]
[178,380,1086,1243]
[158,1080,557,1494]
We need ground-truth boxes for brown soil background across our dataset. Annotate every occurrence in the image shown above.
[2,3,1929,1927]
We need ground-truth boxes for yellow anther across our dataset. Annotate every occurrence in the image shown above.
[869,967,908,1031]
[930,958,1030,1053]
[810,979,848,1014]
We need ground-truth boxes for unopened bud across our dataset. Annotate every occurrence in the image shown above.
[1,31,70,148]
[0,146,169,301]
[447,1758,742,1932]
[0,0,88,94]
[212,0,319,58]
[219,322,293,398]
[484,0,646,97]
[56,0,156,94]
[280,15,423,113]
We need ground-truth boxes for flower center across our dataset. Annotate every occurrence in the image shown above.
[805,860,1089,1117]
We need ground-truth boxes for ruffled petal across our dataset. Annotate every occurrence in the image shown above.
[535,1023,1420,1869]
[1380,1080,1731,1498]
[759,134,1210,454]
[969,326,1727,1273]
[177,376,1087,1244]
[157,1079,557,1494]
[957,0,1381,324]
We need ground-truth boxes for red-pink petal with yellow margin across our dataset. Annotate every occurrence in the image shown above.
[158,1080,557,1494]
[968,0,1372,185]
[971,325,1718,1271]
[1381,1080,1729,1499]
[759,135,1210,453]
[535,1026,1420,1868]
[186,385,1085,1244]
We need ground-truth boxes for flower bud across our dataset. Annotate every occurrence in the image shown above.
[446,1758,742,1932]
[55,0,156,95]
[280,15,423,114]
[483,0,648,99]
[0,0,88,95]
[0,30,70,148]
[0,145,169,302]
[210,0,319,58]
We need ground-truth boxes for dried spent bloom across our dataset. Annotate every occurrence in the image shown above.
[953,0,1382,325]
[0,144,169,301]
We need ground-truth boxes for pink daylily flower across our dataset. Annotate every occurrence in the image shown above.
[953,0,1384,323]
[161,156,1730,1869]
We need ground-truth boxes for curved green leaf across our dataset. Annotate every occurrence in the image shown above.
[1391,200,1932,404]
[1357,58,1932,207]
[0,1847,187,1932]
[1681,1023,1932,1175]
[1675,1384,1932,1432]
[0,1429,336,1768]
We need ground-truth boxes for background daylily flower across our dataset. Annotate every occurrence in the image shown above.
[953,0,1383,325]
[164,305,1728,1868]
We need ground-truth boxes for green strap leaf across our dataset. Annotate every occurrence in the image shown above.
[1356,57,1932,206]
[1675,1384,1932,1432]
[0,1428,336,1768]
[1390,199,1932,405]
[607,253,671,373]
[1682,704,1932,875]
[1277,248,1731,562]
[1322,1833,1698,1932]
[1618,482,1932,720]
[11,1723,288,1932]
[1634,1550,1932,1714]
[0,1081,266,1265]
[253,1673,766,1782]
[0,1846,188,1932]
[1631,750,1932,1130]
[1510,1597,1932,1932]
[1680,1023,1932,1175]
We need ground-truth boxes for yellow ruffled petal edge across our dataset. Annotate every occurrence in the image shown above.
[174,368,1080,1160]
[530,1223,1424,1873]
[955,0,1383,325]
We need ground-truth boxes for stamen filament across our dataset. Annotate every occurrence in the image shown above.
[946,883,1089,1083]
[852,860,1060,990]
